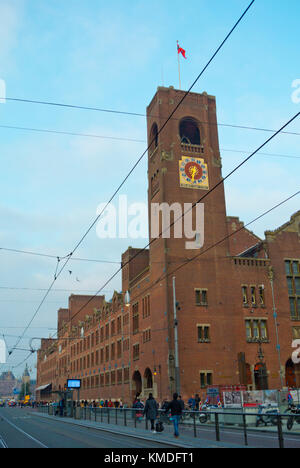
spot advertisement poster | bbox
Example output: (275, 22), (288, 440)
(223, 391), (243, 408)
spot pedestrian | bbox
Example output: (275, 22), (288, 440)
(178, 395), (185, 411)
(164, 393), (182, 438)
(59, 398), (65, 417)
(144, 393), (158, 433)
(195, 394), (201, 411)
(188, 396), (195, 410)
(132, 398), (144, 422)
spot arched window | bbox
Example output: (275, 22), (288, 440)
(144, 368), (153, 389)
(180, 117), (201, 145)
(149, 123), (158, 152)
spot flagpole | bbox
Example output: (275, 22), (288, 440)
(177, 41), (181, 90)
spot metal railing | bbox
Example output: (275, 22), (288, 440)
(36, 405), (300, 448)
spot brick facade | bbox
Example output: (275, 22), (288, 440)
(36, 87), (300, 404)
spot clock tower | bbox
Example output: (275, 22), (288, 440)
(146, 86), (232, 397)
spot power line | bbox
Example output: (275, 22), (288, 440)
(0, 247), (121, 264)
(220, 148), (300, 160)
(0, 124), (145, 143)
(5, 0), (256, 363)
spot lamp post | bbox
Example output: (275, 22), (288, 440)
(173, 277), (180, 395)
(268, 266), (284, 389)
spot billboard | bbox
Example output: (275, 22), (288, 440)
(67, 379), (81, 389)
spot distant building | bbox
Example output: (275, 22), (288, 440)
(36, 87), (300, 404)
(0, 371), (19, 399)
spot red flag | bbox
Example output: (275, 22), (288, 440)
(177, 41), (187, 59)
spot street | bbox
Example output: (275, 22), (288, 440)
(0, 407), (175, 449)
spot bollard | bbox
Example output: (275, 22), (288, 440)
(124, 409), (127, 427)
(242, 414), (248, 446)
(193, 412), (197, 438)
(108, 408), (110, 424)
(277, 415), (284, 449)
(115, 409), (118, 425)
(215, 413), (220, 442)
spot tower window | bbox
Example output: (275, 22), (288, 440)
(149, 123), (158, 153)
(180, 117), (201, 145)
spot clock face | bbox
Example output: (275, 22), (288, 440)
(179, 157), (209, 190)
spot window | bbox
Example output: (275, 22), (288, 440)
(111, 342), (115, 361)
(117, 340), (122, 359)
(250, 287), (257, 306)
(259, 286), (265, 307)
(150, 123), (158, 153)
(197, 325), (210, 343)
(117, 369), (123, 385)
(105, 345), (109, 362)
(142, 295), (151, 319)
(293, 327), (300, 339)
(133, 303), (139, 334)
(195, 289), (208, 306)
(105, 323), (110, 340)
(200, 371), (213, 388)
(286, 259), (300, 320)
(245, 319), (269, 342)
(111, 320), (115, 336)
(143, 329), (151, 343)
(117, 316), (122, 334)
(180, 117), (201, 145)
(133, 344), (140, 361)
(242, 286), (248, 305)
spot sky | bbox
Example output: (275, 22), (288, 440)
(0, 0), (299, 377)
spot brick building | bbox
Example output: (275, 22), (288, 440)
(36, 87), (300, 404)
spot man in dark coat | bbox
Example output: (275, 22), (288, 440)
(165, 393), (182, 438)
(144, 393), (158, 432)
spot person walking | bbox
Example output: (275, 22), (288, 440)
(195, 394), (201, 411)
(164, 393), (182, 438)
(144, 394), (158, 433)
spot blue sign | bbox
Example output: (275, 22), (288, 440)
(13, 388), (20, 395)
(67, 379), (81, 389)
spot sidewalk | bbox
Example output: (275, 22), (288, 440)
(31, 411), (247, 448)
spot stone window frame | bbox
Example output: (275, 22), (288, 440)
(197, 324), (211, 343)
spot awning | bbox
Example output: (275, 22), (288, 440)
(35, 384), (51, 392)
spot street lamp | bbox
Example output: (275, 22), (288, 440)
(268, 266), (284, 389)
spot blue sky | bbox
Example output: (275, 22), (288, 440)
(0, 0), (299, 376)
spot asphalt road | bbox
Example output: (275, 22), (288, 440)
(0, 407), (174, 448)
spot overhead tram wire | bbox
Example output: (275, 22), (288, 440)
(20, 188), (300, 368)
(6, 0), (256, 360)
